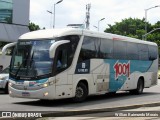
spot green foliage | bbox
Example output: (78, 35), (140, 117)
(105, 18), (152, 39)
(28, 22), (40, 31)
(104, 18), (160, 57)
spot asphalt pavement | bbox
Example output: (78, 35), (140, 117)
(36, 105), (160, 120)
(0, 80), (160, 120)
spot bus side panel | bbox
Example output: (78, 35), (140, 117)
(90, 59), (110, 93)
(73, 59), (156, 95)
(104, 59), (131, 92)
(73, 59), (109, 96)
(121, 60), (156, 90)
(147, 58), (158, 86)
(104, 59), (153, 92)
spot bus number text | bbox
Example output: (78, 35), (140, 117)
(114, 61), (130, 80)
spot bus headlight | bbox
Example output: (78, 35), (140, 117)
(43, 81), (54, 88)
(43, 83), (48, 87)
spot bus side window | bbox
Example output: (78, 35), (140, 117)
(54, 44), (70, 75)
(56, 49), (68, 69)
(148, 45), (158, 60)
(126, 42), (139, 60)
(138, 44), (149, 61)
(100, 38), (113, 59)
(113, 40), (127, 59)
(78, 36), (100, 62)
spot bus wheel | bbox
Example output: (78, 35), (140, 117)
(4, 82), (9, 94)
(73, 82), (88, 102)
(130, 78), (144, 95)
(107, 92), (116, 96)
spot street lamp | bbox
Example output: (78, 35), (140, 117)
(98, 18), (105, 31)
(47, 10), (53, 14)
(53, 0), (63, 28)
(47, 10), (53, 28)
(144, 5), (160, 40)
(142, 28), (160, 40)
(93, 25), (98, 30)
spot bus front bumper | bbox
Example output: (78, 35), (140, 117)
(9, 85), (56, 100)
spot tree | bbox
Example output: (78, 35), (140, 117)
(28, 22), (40, 31)
(104, 18), (152, 39)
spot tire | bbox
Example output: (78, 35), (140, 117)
(73, 82), (88, 102)
(4, 82), (9, 94)
(130, 78), (144, 95)
(107, 92), (116, 96)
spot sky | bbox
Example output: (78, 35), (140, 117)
(30, 0), (160, 32)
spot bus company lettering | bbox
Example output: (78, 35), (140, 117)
(114, 61), (130, 80)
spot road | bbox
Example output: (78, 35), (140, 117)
(0, 81), (160, 113)
(41, 107), (160, 120)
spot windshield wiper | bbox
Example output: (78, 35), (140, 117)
(30, 59), (38, 78)
(15, 63), (23, 78)
(14, 57), (28, 78)
(27, 50), (38, 78)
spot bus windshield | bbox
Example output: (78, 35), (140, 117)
(10, 39), (55, 80)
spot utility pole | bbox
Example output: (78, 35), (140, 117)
(86, 4), (91, 30)
(53, 0), (63, 28)
(98, 18), (105, 31)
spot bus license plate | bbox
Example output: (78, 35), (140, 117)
(22, 92), (30, 97)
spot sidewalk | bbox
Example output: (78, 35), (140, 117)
(37, 105), (160, 120)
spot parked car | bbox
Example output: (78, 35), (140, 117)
(0, 67), (9, 94)
(158, 70), (160, 79)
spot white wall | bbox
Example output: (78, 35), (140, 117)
(12, 0), (30, 26)
(0, 56), (11, 70)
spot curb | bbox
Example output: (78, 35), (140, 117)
(1, 102), (160, 119)
(42, 102), (160, 117)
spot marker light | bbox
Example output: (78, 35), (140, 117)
(9, 82), (12, 86)
(9, 91), (12, 94)
(43, 83), (48, 87)
(44, 92), (49, 96)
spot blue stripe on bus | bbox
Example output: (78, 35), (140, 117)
(104, 59), (152, 92)
(9, 78), (48, 84)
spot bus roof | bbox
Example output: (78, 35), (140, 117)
(19, 28), (157, 46)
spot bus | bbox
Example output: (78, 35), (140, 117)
(8, 28), (158, 102)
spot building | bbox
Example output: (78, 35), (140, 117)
(0, 0), (30, 71)
(0, 0), (12, 23)
(0, 0), (30, 43)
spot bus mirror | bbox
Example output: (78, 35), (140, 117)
(49, 40), (70, 58)
(2, 42), (17, 56)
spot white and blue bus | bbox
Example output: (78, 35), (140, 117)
(8, 28), (158, 102)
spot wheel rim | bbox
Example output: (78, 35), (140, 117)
(76, 87), (84, 98)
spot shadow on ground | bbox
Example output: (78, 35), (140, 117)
(13, 91), (160, 107)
